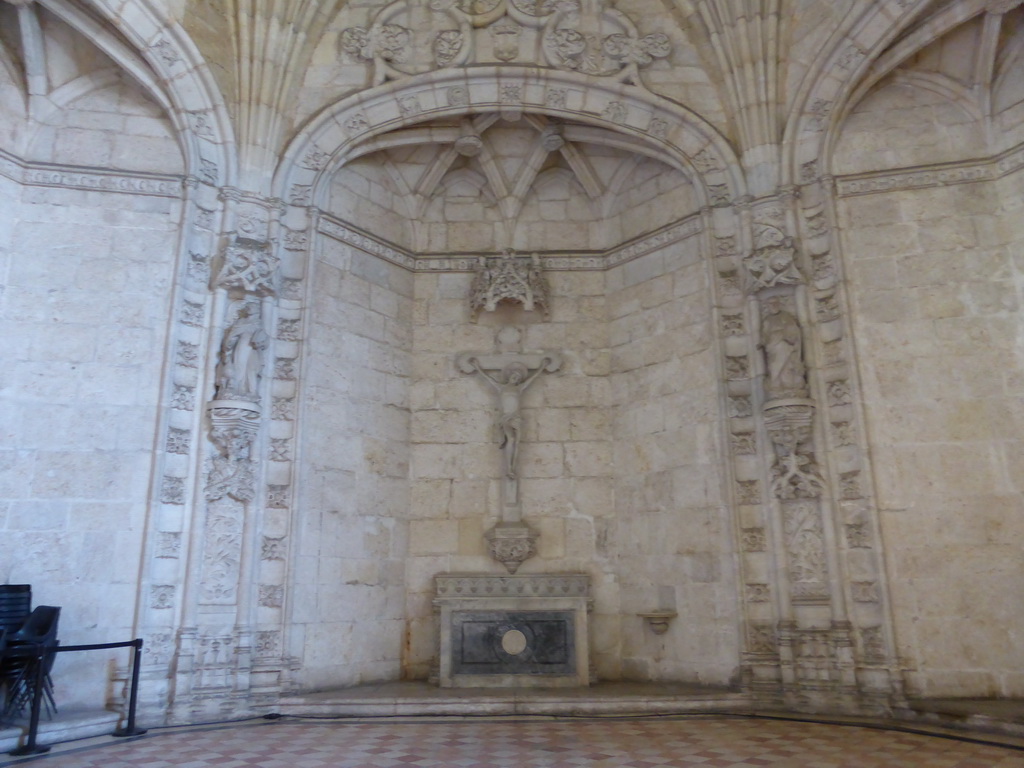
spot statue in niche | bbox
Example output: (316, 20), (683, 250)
(467, 358), (550, 479)
(215, 300), (269, 402)
(760, 296), (807, 400)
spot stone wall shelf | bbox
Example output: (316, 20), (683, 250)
(638, 611), (677, 635)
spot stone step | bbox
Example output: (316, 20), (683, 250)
(277, 681), (752, 718)
(0, 708), (121, 754)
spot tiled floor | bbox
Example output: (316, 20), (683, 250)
(6, 716), (1023, 768)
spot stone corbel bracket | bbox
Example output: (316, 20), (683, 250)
(638, 611), (677, 635)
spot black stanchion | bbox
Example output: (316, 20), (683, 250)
(9, 649), (51, 756)
(6, 638), (147, 756)
(113, 638), (147, 738)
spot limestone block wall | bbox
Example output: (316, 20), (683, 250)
(0, 184), (183, 707)
(833, 81), (986, 174)
(606, 235), (739, 684)
(292, 234), (414, 688)
(836, 172), (1024, 697)
(25, 74), (183, 174)
(328, 162), (416, 251)
(0, 60), (184, 707)
(404, 269), (613, 679)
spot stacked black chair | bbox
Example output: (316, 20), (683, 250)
(1, 605), (60, 720)
(0, 585), (31, 636)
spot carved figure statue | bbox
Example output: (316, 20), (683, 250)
(215, 301), (269, 402)
(760, 296), (806, 399)
(469, 358), (549, 479)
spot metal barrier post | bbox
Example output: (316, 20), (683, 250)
(9, 648), (51, 756)
(113, 638), (147, 737)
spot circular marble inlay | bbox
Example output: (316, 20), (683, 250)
(500, 628), (528, 655)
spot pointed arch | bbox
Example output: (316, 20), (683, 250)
(47, 0), (236, 186)
(782, 0), (993, 182)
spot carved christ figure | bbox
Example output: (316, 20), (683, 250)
(760, 296), (807, 399)
(469, 358), (549, 479)
(215, 301), (269, 402)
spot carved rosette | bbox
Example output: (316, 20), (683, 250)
(340, 0), (670, 88)
(470, 250), (549, 318)
(485, 521), (538, 573)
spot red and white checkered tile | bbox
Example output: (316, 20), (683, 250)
(18, 717), (1023, 767)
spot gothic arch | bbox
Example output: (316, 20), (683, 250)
(58, 0), (237, 185)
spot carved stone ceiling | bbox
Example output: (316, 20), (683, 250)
(329, 112), (695, 253)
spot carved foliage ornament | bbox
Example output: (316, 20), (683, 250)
(744, 224), (803, 291)
(340, 0), (670, 86)
(485, 522), (538, 573)
(216, 237), (279, 296)
(770, 451), (826, 500)
(470, 250), (549, 318)
(205, 412), (258, 503)
(543, 28), (669, 77)
(783, 501), (829, 599)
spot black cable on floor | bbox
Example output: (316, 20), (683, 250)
(265, 709), (1024, 752)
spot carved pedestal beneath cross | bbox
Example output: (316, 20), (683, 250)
(434, 573), (592, 688)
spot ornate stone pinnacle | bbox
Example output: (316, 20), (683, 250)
(469, 249), (549, 319)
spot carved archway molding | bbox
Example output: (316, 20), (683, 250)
(273, 67), (745, 209)
(762, 0), (971, 712)
(60, 0), (237, 185)
(33, 0), (263, 723)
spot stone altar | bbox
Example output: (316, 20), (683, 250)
(434, 573), (592, 688)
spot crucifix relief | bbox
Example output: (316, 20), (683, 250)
(456, 344), (562, 572)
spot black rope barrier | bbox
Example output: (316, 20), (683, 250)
(7, 637), (146, 756)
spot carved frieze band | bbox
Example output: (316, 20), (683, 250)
(435, 573), (590, 598)
(318, 213), (702, 272)
(836, 140), (1024, 197)
(0, 148), (182, 198)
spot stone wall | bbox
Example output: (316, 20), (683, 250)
(836, 171), (1024, 697)
(404, 269), (614, 679)
(292, 232), (414, 688)
(0, 58), (184, 708)
(607, 236), (739, 684)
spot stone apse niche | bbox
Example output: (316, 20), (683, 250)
(0, 0), (190, 713)
(828, 3), (1024, 699)
(285, 74), (745, 690)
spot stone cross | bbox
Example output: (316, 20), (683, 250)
(456, 349), (561, 573)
